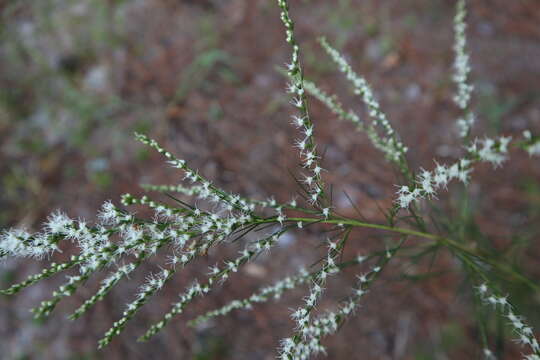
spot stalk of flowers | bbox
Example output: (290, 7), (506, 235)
(458, 251), (539, 358)
(476, 283), (540, 359)
(122, 193), (266, 254)
(452, 0), (473, 113)
(141, 183), (258, 211)
(32, 265), (102, 319)
(0, 255), (82, 295)
(122, 195), (250, 259)
(100, 187), (286, 346)
(98, 265), (177, 348)
(1, 232), (116, 297)
(97, 211), (248, 347)
(0, 227), (59, 260)
(96, 242), (207, 345)
(96, 189), (298, 346)
(137, 228), (289, 342)
(318, 37), (408, 166)
(189, 268), (310, 328)
(69, 263), (137, 320)
(460, 261), (497, 359)
(474, 297), (495, 358)
(276, 0), (327, 207)
(285, 67), (400, 172)
(278, 230), (350, 359)
(140, 183), (320, 216)
(456, 112), (475, 139)
(0, 207), (117, 261)
(188, 249), (388, 328)
(122, 192), (195, 218)
(69, 231), (172, 320)
(304, 79), (405, 172)
(29, 197), (208, 319)
(1, 203), (131, 296)
(399, 22), (539, 212)
(396, 135), (513, 209)
(31, 218), (173, 319)
(303, 80), (362, 129)
(135, 133), (259, 215)
(452, 0), (475, 140)
(279, 244), (400, 359)
(121, 193), (208, 232)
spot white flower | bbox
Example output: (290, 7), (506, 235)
(418, 169), (435, 196)
(46, 211), (73, 234)
(476, 137), (510, 167)
(396, 186), (420, 208)
(98, 201), (118, 224)
(303, 175), (314, 186)
(322, 208), (330, 218)
(291, 115), (305, 128)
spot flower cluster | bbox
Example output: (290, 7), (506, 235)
(396, 135), (512, 208)
(98, 267), (175, 348)
(457, 112), (475, 139)
(1, 0), (538, 358)
(96, 183), (293, 347)
(135, 133), (258, 216)
(277, 0), (326, 206)
(71, 263), (137, 320)
(141, 183), (300, 212)
(0, 212), (70, 259)
(279, 248), (397, 359)
(477, 283), (540, 359)
(452, 0), (474, 111)
(32, 204), (159, 319)
(303, 80), (362, 129)
(283, 239), (342, 341)
(189, 267), (310, 327)
(1, 131), (295, 347)
(319, 37), (408, 163)
(137, 229), (287, 342)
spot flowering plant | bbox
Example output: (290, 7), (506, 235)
(2, 1), (539, 358)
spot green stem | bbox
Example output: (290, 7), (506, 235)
(253, 216), (539, 292)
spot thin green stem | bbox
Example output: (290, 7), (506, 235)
(252, 216), (539, 292)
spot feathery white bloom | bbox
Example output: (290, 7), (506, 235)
(418, 169), (435, 196)
(476, 136), (511, 167)
(0, 229), (57, 258)
(46, 211), (73, 234)
(396, 186), (421, 209)
(98, 201), (119, 224)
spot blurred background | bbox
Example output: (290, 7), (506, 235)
(1, 0), (540, 359)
